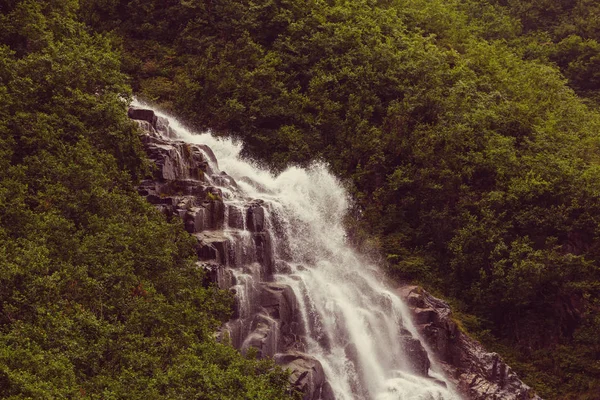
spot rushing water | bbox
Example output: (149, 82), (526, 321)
(133, 100), (460, 400)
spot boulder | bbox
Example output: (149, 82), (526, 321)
(133, 119), (156, 137)
(275, 352), (328, 400)
(398, 285), (543, 400)
(128, 107), (157, 127)
(319, 381), (335, 400)
(197, 144), (218, 169)
(275, 260), (293, 274)
(201, 197), (225, 230)
(241, 314), (280, 358)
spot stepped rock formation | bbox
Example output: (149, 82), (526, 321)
(129, 106), (541, 400)
(398, 286), (542, 400)
(132, 107), (335, 399)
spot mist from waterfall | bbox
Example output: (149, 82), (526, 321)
(133, 100), (460, 400)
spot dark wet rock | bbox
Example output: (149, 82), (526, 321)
(221, 171), (238, 186)
(135, 119), (210, 188)
(176, 197), (194, 210)
(342, 343), (370, 398)
(398, 285), (543, 400)
(319, 381), (335, 400)
(185, 207), (210, 233)
(155, 116), (177, 138)
(196, 242), (218, 261)
(222, 319), (244, 348)
(128, 107), (157, 127)
(260, 283), (299, 339)
(253, 232), (274, 279)
(247, 203), (265, 232)
(225, 232), (256, 268)
(206, 186), (223, 198)
(139, 180), (213, 227)
(344, 342), (359, 368)
(198, 261), (234, 289)
(241, 314), (280, 358)
(194, 232), (229, 264)
(197, 143), (218, 168)
(227, 204), (245, 229)
(401, 335), (431, 376)
(133, 119), (156, 137)
(198, 191), (225, 230)
(143, 141), (209, 182)
(412, 307), (438, 325)
(209, 200), (225, 229)
(275, 352), (327, 400)
(156, 180), (206, 197)
(136, 122), (214, 183)
(144, 193), (173, 206)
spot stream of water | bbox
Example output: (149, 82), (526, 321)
(133, 100), (460, 400)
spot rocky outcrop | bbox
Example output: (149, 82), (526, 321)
(398, 285), (543, 400)
(400, 332), (431, 377)
(128, 107), (158, 127)
(275, 352), (335, 400)
(131, 107), (538, 400)
(130, 108), (329, 400)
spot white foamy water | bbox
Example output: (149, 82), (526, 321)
(133, 100), (461, 400)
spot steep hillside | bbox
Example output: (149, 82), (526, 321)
(79, 0), (600, 397)
(2, 0), (600, 398)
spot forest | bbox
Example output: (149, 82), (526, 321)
(2, 0), (600, 398)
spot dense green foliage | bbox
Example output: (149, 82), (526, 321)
(4, 0), (600, 398)
(0, 1), (292, 398)
(76, 0), (600, 398)
(491, 0), (600, 103)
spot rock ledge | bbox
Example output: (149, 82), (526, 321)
(398, 285), (542, 400)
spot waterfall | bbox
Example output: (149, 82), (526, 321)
(132, 100), (461, 400)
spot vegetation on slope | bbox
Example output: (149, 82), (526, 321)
(0, 1), (292, 398)
(77, 0), (600, 398)
(3, 0), (600, 398)
(491, 0), (600, 104)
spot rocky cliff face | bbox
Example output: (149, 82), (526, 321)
(130, 107), (541, 400)
(398, 285), (542, 400)
(130, 108), (332, 400)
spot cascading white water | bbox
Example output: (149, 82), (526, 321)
(133, 100), (461, 400)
